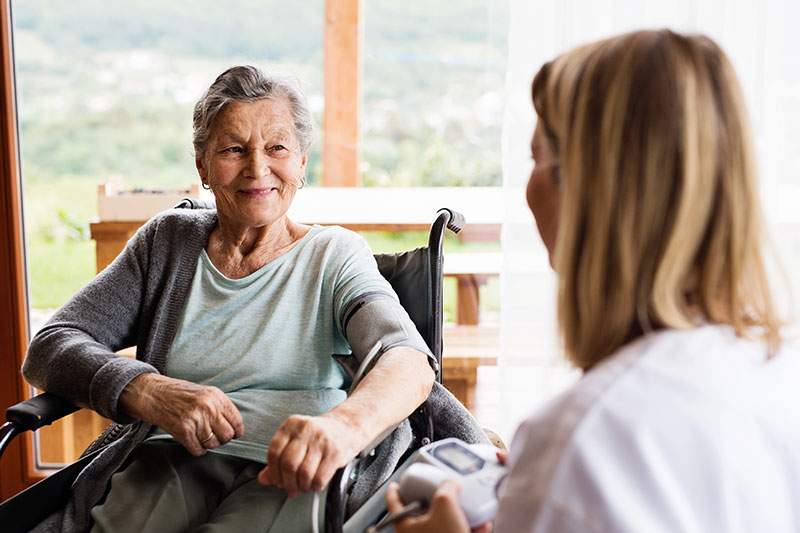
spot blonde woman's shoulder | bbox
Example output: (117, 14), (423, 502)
(497, 325), (800, 533)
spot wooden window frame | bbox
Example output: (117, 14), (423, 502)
(0, 0), (361, 500)
(0, 0), (46, 500)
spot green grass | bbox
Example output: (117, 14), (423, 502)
(23, 178), (98, 309)
(26, 239), (95, 308)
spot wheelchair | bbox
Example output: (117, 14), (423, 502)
(0, 205), (488, 532)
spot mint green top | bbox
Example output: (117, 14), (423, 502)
(147, 225), (396, 464)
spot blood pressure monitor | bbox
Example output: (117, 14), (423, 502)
(346, 438), (506, 533)
(428, 439), (487, 473)
(397, 438), (506, 528)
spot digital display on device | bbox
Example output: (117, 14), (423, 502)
(432, 442), (485, 474)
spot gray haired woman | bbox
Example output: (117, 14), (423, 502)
(23, 65), (437, 532)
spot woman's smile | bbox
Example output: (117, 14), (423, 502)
(237, 186), (279, 198)
(196, 98), (308, 229)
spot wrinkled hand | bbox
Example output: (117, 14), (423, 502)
(385, 479), (493, 533)
(257, 413), (366, 497)
(120, 373), (244, 456)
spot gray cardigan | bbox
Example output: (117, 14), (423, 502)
(23, 209), (488, 532)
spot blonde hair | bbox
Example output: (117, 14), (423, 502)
(532, 29), (780, 369)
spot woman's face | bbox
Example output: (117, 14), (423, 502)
(196, 98), (307, 229)
(527, 121), (560, 267)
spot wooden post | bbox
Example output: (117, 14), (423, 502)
(323, 0), (361, 186)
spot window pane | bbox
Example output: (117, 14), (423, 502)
(362, 1), (508, 187)
(13, 0), (324, 467)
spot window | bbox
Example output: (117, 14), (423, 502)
(2, 0), (510, 496)
(362, 1), (508, 187)
(13, 0), (325, 468)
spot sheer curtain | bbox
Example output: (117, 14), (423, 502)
(495, 0), (799, 441)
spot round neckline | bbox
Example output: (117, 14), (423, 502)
(201, 224), (323, 285)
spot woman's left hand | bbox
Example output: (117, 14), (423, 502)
(257, 412), (365, 497)
(385, 480), (491, 533)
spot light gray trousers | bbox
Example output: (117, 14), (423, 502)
(89, 440), (317, 532)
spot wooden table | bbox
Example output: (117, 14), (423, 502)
(93, 186), (503, 323)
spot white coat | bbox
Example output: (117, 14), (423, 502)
(495, 325), (800, 533)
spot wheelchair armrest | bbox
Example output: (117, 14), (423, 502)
(6, 392), (79, 432)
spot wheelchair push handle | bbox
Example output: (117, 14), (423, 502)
(437, 208), (465, 234)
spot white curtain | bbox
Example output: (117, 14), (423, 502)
(495, 0), (799, 442)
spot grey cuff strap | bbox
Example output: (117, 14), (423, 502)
(342, 293), (437, 458)
(343, 293), (437, 374)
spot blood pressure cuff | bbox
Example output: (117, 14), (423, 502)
(338, 291), (438, 384)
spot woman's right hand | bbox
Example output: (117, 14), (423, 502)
(119, 373), (244, 456)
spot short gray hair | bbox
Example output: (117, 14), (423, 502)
(192, 65), (314, 155)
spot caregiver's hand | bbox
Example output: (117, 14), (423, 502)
(382, 449), (508, 533)
(258, 412), (366, 497)
(385, 479), (493, 533)
(120, 373), (244, 456)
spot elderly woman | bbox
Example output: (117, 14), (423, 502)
(23, 65), (437, 532)
(388, 30), (800, 532)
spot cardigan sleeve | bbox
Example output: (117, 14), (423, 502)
(22, 220), (160, 423)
